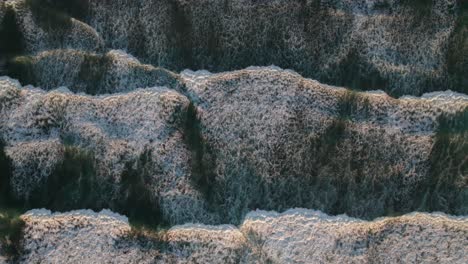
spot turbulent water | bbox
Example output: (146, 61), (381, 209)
(0, 0), (467, 263)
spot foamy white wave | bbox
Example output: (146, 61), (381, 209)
(15, 208), (468, 263)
